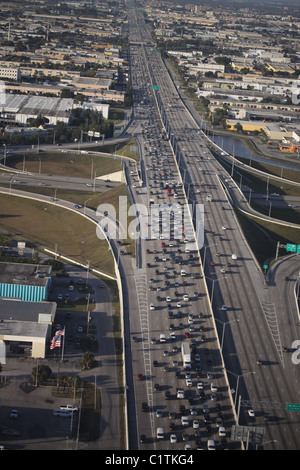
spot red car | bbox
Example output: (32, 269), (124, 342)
(210, 261), (215, 266)
(161, 242), (165, 247)
(138, 374), (144, 380)
(185, 332), (191, 338)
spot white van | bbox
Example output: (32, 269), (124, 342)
(207, 439), (216, 450)
(160, 333), (166, 343)
(53, 409), (72, 417)
(156, 427), (164, 440)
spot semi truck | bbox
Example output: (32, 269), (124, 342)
(181, 341), (191, 369)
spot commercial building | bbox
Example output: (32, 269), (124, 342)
(0, 298), (56, 359)
(0, 262), (52, 302)
(0, 66), (21, 81)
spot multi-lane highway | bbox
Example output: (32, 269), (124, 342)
(124, 1), (300, 451)
(0, 2), (299, 451)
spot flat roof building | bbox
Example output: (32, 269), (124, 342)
(0, 262), (52, 302)
(0, 298), (56, 359)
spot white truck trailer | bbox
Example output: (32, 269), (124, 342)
(181, 341), (191, 369)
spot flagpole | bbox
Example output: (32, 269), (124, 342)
(61, 325), (66, 362)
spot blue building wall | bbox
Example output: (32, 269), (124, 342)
(0, 283), (48, 302)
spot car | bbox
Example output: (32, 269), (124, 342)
(156, 409), (163, 418)
(137, 373), (144, 380)
(248, 409), (255, 417)
(181, 416), (189, 426)
(150, 303), (155, 310)
(163, 350), (169, 356)
(153, 360), (158, 367)
(77, 326), (83, 333)
(211, 394), (217, 401)
(197, 382), (204, 390)
(210, 383), (217, 392)
(183, 294), (189, 301)
(221, 268), (226, 273)
(186, 378), (193, 387)
(154, 383), (160, 391)
(170, 333), (176, 341)
(193, 419), (199, 429)
(170, 434), (177, 443)
(166, 296), (171, 302)
(222, 226), (227, 230)
(57, 294), (63, 300)
(142, 402), (149, 412)
(210, 261), (215, 267)
(10, 409), (18, 419)
(140, 434), (146, 443)
(185, 332), (191, 338)
(256, 358), (263, 365)
(221, 305), (227, 311)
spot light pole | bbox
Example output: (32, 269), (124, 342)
(215, 318), (240, 351)
(205, 275), (227, 305)
(226, 370), (256, 415)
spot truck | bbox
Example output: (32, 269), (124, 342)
(181, 341), (191, 370)
(60, 404), (78, 412)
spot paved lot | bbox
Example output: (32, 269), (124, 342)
(0, 372), (79, 450)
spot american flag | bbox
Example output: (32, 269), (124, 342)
(50, 329), (65, 349)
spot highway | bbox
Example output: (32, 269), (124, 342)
(125, 1), (300, 450)
(0, 2), (299, 451)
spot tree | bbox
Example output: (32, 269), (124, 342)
(31, 364), (52, 385)
(81, 351), (97, 370)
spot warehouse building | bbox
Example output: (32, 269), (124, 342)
(0, 262), (52, 302)
(0, 94), (73, 126)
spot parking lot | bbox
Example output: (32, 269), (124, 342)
(0, 368), (79, 450)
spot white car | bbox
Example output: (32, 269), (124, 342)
(193, 419), (200, 429)
(197, 382), (204, 390)
(221, 305), (227, 311)
(186, 378), (193, 387)
(248, 409), (255, 417)
(183, 294), (189, 301)
(170, 434), (177, 443)
(150, 303), (155, 310)
(166, 296), (171, 302)
(181, 416), (189, 426)
(222, 226), (227, 230)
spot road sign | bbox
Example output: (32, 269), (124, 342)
(287, 403), (300, 412)
(231, 425), (265, 445)
(263, 265), (268, 270)
(298, 245), (300, 254)
(152, 85), (159, 90)
(287, 244), (297, 252)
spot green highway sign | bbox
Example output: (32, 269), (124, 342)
(152, 85), (159, 90)
(287, 244), (297, 252)
(287, 403), (300, 412)
(263, 265), (268, 270)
